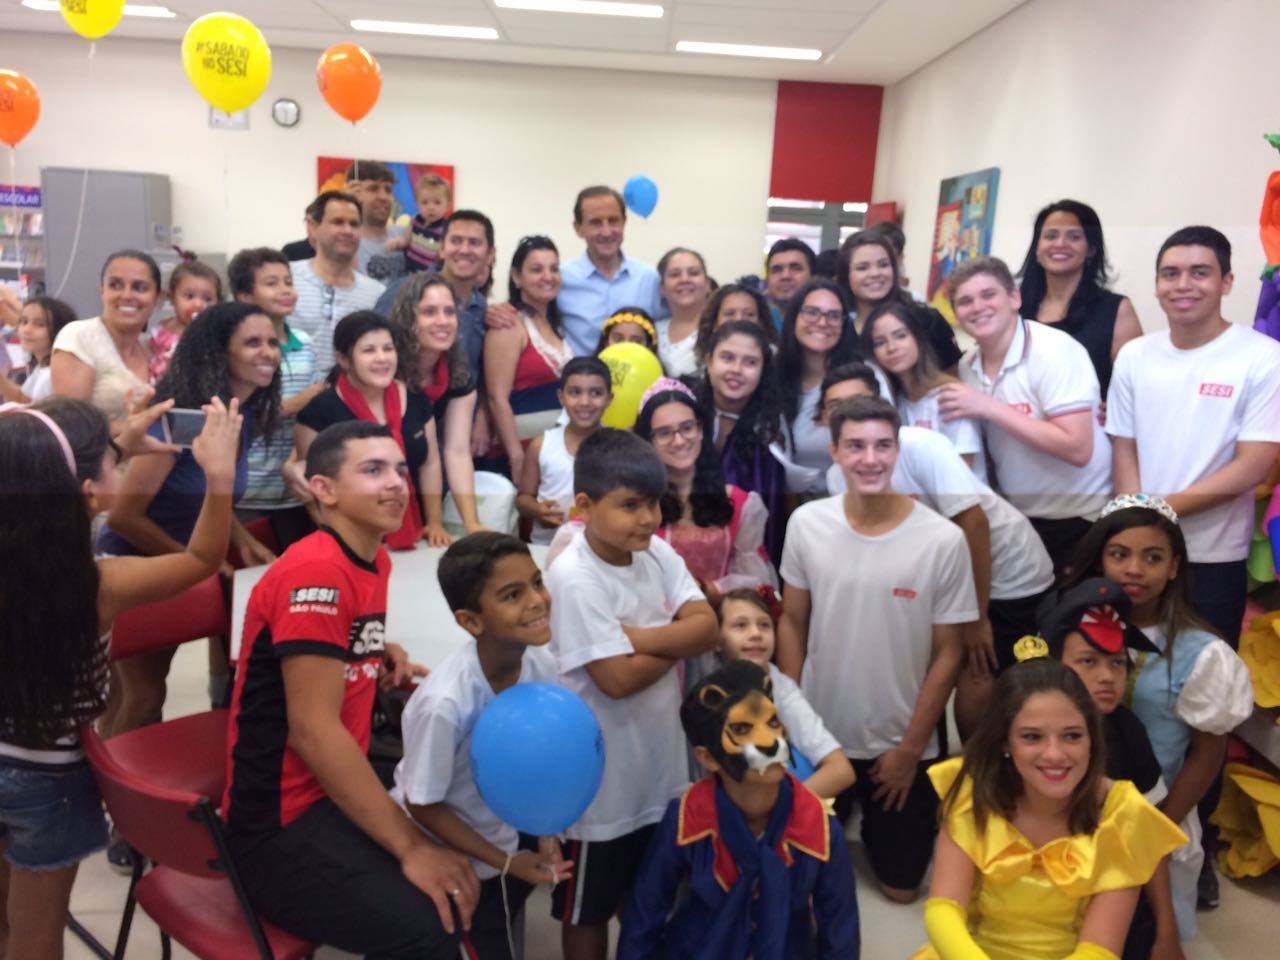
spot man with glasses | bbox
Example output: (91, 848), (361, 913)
(288, 191), (386, 373)
(486, 186), (660, 356)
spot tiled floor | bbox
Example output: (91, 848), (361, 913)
(65, 642), (1280, 959)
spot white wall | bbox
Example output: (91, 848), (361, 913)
(873, 0), (1280, 330)
(3, 33), (775, 287)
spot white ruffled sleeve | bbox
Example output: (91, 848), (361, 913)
(716, 490), (779, 592)
(1175, 639), (1255, 734)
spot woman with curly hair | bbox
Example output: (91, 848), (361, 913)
(387, 273), (484, 534)
(98, 302), (281, 738)
(694, 320), (787, 565)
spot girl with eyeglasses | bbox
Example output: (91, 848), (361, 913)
(632, 379), (777, 606)
(775, 279), (863, 495)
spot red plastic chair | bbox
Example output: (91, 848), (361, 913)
(109, 574), (230, 802)
(83, 724), (315, 960)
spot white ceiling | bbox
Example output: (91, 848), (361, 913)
(4, 0), (1030, 85)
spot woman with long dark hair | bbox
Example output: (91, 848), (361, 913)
(0, 396), (239, 955)
(694, 282), (774, 362)
(1017, 199), (1142, 394)
(838, 230), (961, 371)
(694, 320), (787, 564)
(633, 379), (776, 602)
(483, 235), (573, 482)
(775, 279), (861, 494)
(655, 247), (713, 377)
(915, 658), (1185, 960)
(100, 303), (281, 743)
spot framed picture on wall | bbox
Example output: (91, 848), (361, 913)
(926, 166), (1000, 321)
(316, 157), (456, 229)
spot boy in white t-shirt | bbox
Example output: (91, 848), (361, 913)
(1108, 225), (1280, 645)
(545, 428), (718, 960)
(395, 533), (570, 959)
(935, 256), (1112, 574)
(817, 363), (1055, 738)
(776, 395), (977, 903)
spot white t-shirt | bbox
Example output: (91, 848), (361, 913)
(825, 426), (1054, 600)
(768, 663), (841, 768)
(287, 260), (386, 374)
(391, 643), (559, 879)
(532, 426), (575, 546)
(897, 389), (983, 461)
(780, 497), (978, 758)
(51, 317), (149, 423)
(960, 319), (1112, 520)
(1107, 324), (1280, 563)
(656, 319), (699, 378)
(19, 364), (52, 401)
(547, 532), (704, 841)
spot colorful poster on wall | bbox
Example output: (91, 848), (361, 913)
(316, 157), (455, 229)
(926, 167), (1000, 321)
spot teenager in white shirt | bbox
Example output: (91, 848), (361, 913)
(935, 256), (1111, 574)
(545, 428), (718, 960)
(818, 363), (1055, 739)
(776, 395), (977, 903)
(1108, 225), (1280, 646)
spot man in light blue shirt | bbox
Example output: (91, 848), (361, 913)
(548, 186), (662, 355)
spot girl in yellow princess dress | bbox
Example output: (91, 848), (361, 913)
(914, 657), (1186, 960)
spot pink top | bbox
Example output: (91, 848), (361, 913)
(148, 325), (180, 383)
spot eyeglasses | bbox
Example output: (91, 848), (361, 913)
(798, 305), (846, 327)
(651, 420), (701, 446)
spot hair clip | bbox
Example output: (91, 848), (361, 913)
(755, 583), (784, 623)
(602, 312), (657, 340)
(1100, 493), (1179, 524)
(639, 377), (698, 413)
(1012, 634), (1050, 662)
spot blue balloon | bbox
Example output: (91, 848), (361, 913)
(622, 175), (659, 218)
(789, 747), (815, 782)
(470, 683), (605, 836)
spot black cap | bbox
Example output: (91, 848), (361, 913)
(1036, 578), (1160, 658)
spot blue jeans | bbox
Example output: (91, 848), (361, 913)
(0, 758), (108, 870)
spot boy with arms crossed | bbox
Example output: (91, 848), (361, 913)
(547, 428), (719, 960)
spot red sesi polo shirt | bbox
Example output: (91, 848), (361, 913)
(223, 526), (389, 838)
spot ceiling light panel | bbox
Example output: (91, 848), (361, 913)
(494, 1), (664, 18)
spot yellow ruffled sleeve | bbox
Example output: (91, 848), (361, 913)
(926, 758), (1187, 896)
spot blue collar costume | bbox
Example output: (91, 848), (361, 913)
(618, 773), (860, 959)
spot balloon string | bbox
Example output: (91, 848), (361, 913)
(9, 148), (20, 285)
(51, 42), (96, 299)
(223, 147), (232, 262)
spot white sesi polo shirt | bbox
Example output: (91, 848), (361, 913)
(1107, 323), (1280, 563)
(960, 319), (1111, 520)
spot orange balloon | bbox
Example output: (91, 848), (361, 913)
(317, 43), (381, 123)
(0, 70), (40, 148)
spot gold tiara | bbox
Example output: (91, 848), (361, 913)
(1013, 634), (1050, 662)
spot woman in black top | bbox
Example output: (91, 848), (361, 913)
(1017, 199), (1143, 395)
(296, 311), (451, 549)
(837, 229), (962, 372)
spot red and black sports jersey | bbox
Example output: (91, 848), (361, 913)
(223, 526), (389, 838)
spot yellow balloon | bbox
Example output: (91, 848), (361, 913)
(181, 13), (272, 114)
(599, 343), (664, 429)
(59, 0), (124, 40)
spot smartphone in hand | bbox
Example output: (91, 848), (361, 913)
(162, 408), (208, 449)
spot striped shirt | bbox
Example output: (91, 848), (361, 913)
(240, 326), (322, 510)
(286, 260), (385, 374)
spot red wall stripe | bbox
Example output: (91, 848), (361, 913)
(769, 80), (884, 203)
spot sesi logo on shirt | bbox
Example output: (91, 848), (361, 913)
(1198, 383), (1235, 398)
(348, 615), (386, 657)
(892, 587), (918, 600)
(1008, 402), (1033, 416)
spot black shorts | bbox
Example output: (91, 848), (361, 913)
(989, 588), (1053, 672)
(551, 824), (657, 927)
(1028, 515), (1093, 578)
(834, 758), (939, 891)
(462, 871), (535, 960)
(229, 799), (459, 960)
